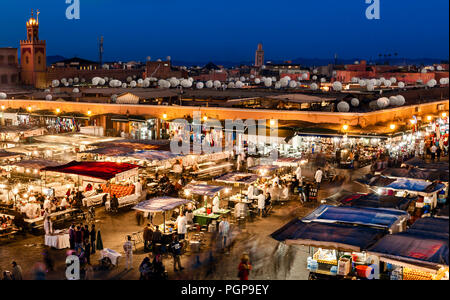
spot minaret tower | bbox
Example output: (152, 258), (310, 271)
(20, 9), (47, 88)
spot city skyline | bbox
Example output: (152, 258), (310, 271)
(0, 0), (448, 63)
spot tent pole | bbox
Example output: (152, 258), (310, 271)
(163, 211), (166, 233)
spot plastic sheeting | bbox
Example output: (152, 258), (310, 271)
(132, 196), (190, 212)
(368, 217), (449, 266)
(183, 184), (225, 197)
(381, 168), (448, 182)
(271, 219), (386, 252)
(302, 205), (408, 229)
(215, 172), (259, 185)
(339, 193), (415, 211)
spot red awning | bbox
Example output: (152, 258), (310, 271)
(42, 161), (139, 181)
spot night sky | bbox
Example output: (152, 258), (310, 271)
(0, 0), (448, 63)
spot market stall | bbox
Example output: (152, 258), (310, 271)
(271, 205), (410, 279)
(133, 196), (191, 235)
(368, 217), (449, 280)
(183, 184), (231, 226)
(42, 161), (142, 209)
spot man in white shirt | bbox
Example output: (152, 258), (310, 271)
(43, 198), (52, 212)
(257, 192), (266, 217)
(212, 195), (220, 213)
(315, 167), (323, 189)
(123, 236), (133, 270)
(295, 165), (302, 182)
(134, 180), (142, 196)
(430, 144), (437, 161)
(247, 185), (256, 200)
(176, 211), (187, 240)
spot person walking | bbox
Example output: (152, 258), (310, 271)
(11, 261), (23, 280)
(218, 217), (230, 251)
(152, 226), (162, 254)
(90, 225), (96, 254)
(430, 144), (437, 162)
(123, 235), (133, 270)
(238, 253), (252, 280)
(74, 226), (83, 251)
(68, 224), (75, 250)
(436, 145), (442, 162)
(84, 241), (91, 265)
(170, 235), (184, 272)
(143, 224), (153, 252)
(314, 167), (323, 190)
(257, 192), (265, 218)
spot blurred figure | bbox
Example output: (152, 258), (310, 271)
(238, 253), (252, 280)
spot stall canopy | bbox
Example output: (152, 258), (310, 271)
(385, 178), (445, 194)
(215, 172), (259, 185)
(133, 196), (190, 212)
(14, 159), (64, 170)
(271, 219), (386, 252)
(80, 147), (133, 156)
(184, 184), (225, 197)
(115, 150), (181, 161)
(273, 157), (303, 167)
(403, 157), (449, 172)
(0, 150), (24, 160)
(358, 175), (445, 194)
(302, 205), (408, 230)
(42, 161), (139, 181)
(381, 168), (449, 182)
(248, 165), (280, 172)
(368, 218), (449, 267)
(337, 193), (415, 211)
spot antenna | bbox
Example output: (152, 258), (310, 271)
(99, 36), (104, 66)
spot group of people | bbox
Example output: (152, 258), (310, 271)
(68, 223), (98, 267)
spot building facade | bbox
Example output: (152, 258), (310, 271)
(0, 48), (19, 86)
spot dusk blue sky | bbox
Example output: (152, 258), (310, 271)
(1, 0), (448, 63)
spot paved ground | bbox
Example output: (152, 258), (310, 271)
(0, 165), (371, 280)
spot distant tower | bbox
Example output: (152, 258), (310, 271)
(99, 36), (104, 66)
(255, 43), (264, 67)
(20, 9), (47, 88)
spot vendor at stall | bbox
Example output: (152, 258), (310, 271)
(212, 194), (220, 213)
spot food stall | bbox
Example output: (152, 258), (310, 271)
(271, 205), (410, 279)
(183, 184), (231, 226)
(42, 161), (142, 209)
(132, 196), (191, 237)
(359, 175), (446, 211)
(368, 217), (449, 280)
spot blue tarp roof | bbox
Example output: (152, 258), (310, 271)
(302, 205), (408, 229)
(271, 219), (387, 251)
(368, 232), (449, 266)
(386, 178), (445, 193)
(368, 217), (450, 266)
(133, 197), (190, 212)
(410, 217), (449, 235)
(339, 193), (415, 211)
